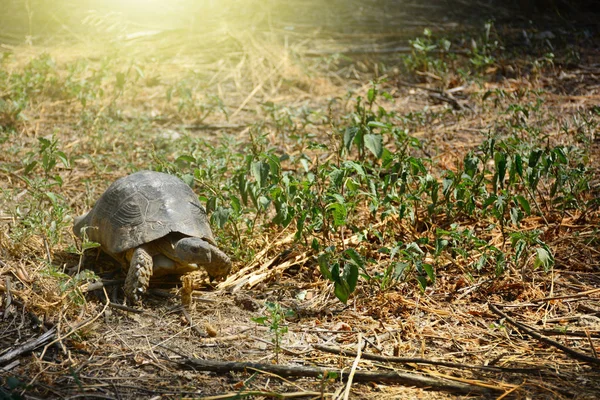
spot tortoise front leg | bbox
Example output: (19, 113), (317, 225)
(124, 246), (153, 305)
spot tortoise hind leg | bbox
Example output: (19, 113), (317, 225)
(124, 246), (153, 305)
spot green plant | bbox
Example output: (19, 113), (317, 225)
(469, 21), (500, 71)
(403, 28), (452, 78)
(1, 376), (26, 400)
(4, 133), (73, 247)
(251, 302), (294, 363)
(166, 79), (227, 122)
(317, 247), (360, 303)
(23, 133), (71, 182)
(510, 230), (554, 272)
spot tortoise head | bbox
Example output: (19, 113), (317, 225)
(171, 237), (232, 279)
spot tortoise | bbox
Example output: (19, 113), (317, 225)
(73, 170), (231, 304)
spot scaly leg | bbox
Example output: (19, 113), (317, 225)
(124, 246), (153, 305)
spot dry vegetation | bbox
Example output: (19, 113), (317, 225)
(1, 1), (600, 399)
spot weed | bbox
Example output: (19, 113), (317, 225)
(251, 302), (294, 363)
(0, 376), (27, 400)
(468, 21), (500, 71)
(403, 28), (452, 79)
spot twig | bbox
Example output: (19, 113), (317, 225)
(181, 306), (206, 337)
(176, 358), (502, 395)
(199, 391), (331, 400)
(341, 333), (362, 400)
(489, 303), (600, 367)
(314, 344), (540, 374)
(107, 302), (143, 314)
(531, 288), (600, 303)
(585, 330), (598, 359)
(537, 328), (600, 339)
(0, 328), (57, 365)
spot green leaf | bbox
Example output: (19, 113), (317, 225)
(251, 316), (268, 325)
(534, 247), (554, 271)
(251, 161), (270, 187)
(300, 158), (310, 172)
(344, 126), (359, 151)
(331, 263), (341, 281)
(38, 137), (52, 151)
(529, 149), (542, 168)
(56, 151), (70, 168)
(514, 195), (530, 214)
(367, 121), (388, 130)
(230, 196), (241, 213)
(180, 173), (194, 187)
(367, 87), (376, 103)
(393, 262), (409, 280)
(211, 206), (231, 228)
(176, 154), (195, 164)
(514, 153), (523, 177)
(265, 153), (281, 177)
(343, 161), (366, 177)
(334, 280), (351, 304)
(82, 241), (101, 250)
(318, 253), (333, 280)
(364, 134), (383, 158)
(24, 160), (37, 175)
(326, 202), (347, 227)
(422, 263), (435, 284)
(514, 239), (526, 264)
(329, 168), (344, 189)
(416, 275), (428, 291)
(258, 195), (270, 210)
(345, 263), (359, 292)
(344, 248), (364, 268)
(509, 207), (520, 225)
(494, 151), (507, 190)
(45, 191), (58, 204)
(463, 153), (479, 178)
(134, 65), (145, 78)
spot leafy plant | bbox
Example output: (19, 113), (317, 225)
(317, 248), (360, 303)
(251, 302), (294, 363)
(403, 28), (452, 78)
(1, 376), (26, 400)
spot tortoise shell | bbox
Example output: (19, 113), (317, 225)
(74, 171), (215, 258)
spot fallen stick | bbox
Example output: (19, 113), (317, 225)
(177, 358), (502, 395)
(531, 288), (600, 303)
(489, 303), (600, 367)
(314, 344), (540, 374)
(199, 390), (332, 400)
(340, 333), (362, 400)
(0, 328), (56, 365)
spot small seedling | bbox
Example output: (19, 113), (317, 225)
(251, 301), (294, 363)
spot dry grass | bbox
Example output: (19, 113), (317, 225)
(1, 1), (600, 399)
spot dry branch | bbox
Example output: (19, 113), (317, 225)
(0, 328), (56, 365)
(489, 303), (600, 367)
(176, 357), (503, 395)
(199, 391), (332, 399)
(531, 288), (600, 303)
(314, 344), (541, 374)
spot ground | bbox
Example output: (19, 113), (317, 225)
(1, 1), (599, 399)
